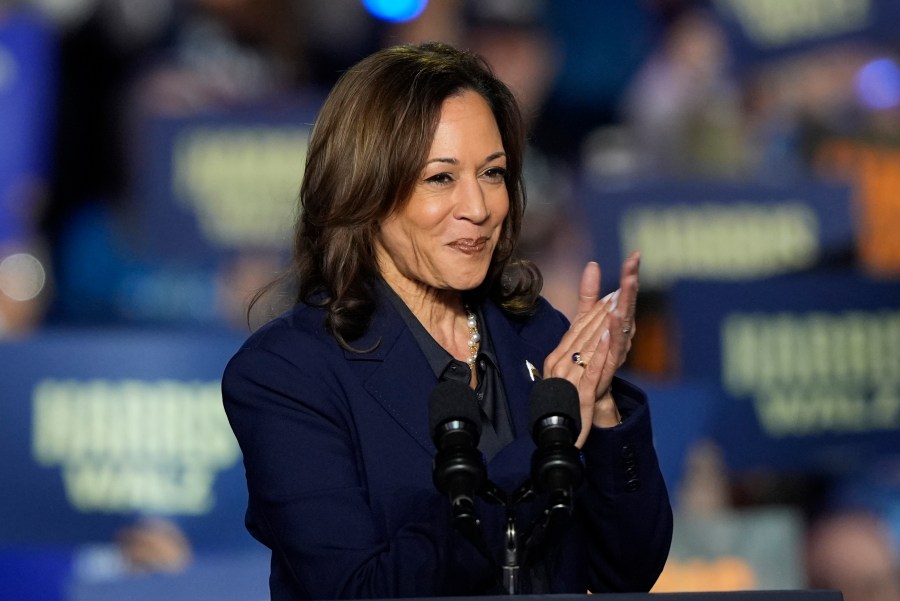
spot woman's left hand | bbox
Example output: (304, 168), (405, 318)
(543, 252), (640, 448)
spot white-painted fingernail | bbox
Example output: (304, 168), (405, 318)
(601, 329), (610, 342)
(610, 289), (620, 311)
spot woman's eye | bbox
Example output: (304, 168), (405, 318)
(425, 173), (453, 185)
(483, 166), (507, 181)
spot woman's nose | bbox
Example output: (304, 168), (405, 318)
(454, 176), (489, 223)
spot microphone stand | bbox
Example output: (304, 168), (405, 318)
(502, 513), (519, 594)
(449, 481), (507, 592)
(501, 480), (576, 595)
(519, 487), (575, 572)
(445, 476), (578, 595)
(499, 480), (534, 594)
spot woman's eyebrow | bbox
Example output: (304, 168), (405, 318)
(425, 151), (506, 166)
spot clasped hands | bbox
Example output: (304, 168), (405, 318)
(543, 251), (640, 448)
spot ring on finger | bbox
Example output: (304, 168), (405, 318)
(572, 352), (586, 367)
(622, 325), (632, 335)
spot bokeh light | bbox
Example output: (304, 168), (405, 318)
(855, 57), (900, 110)
(362, 0), (428, 23)
(0, 253), (46, 302)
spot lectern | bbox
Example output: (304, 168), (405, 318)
(591, 592), (841, 601)
(395, 592), (842, 601)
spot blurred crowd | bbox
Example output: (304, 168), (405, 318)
(2, 0), (899, 598)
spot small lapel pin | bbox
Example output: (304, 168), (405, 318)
(525, 360), (542, 381)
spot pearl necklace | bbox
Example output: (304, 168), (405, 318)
(465, 306), (481, 367)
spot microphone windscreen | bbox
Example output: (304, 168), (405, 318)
(428, 379), (482, 436)
(529, 377), (581, 433)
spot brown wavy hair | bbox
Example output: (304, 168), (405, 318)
(257, 42), (542, 348)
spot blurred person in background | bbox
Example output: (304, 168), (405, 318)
(39, 0), (321, 329)
(619, 4), (745, 179)
(806, 457), (900, 601)
(743, 43), (883, 182)
(37, 0), (177, 325)
(806, 510), (900, 601)
(128, 0), (309, 116)
(527, 0), (662, 168)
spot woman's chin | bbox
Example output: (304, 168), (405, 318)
(445, 272), (490, 292)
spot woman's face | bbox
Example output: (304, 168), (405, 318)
(375, 89), (509, 299)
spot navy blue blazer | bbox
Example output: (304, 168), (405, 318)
(222, 295), (672, 599)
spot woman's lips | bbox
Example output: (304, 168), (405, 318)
(448, 237), (489, 255)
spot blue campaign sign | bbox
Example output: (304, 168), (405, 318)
(578, 178), (853, 292)
(130, 96), (324, 263)
(0, 328), (254, 549)
(671, 271), (900, 474)
(709, 0), (900, 70)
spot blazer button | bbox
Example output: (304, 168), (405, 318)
(620, 444), (635, 459)
(625, 478), (641, 492)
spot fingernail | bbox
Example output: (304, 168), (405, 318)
(601, 329), (610, 342)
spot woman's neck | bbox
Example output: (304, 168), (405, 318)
(382, 277), (472, 364)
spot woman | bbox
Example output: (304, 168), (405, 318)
(223, 42), (672, 599)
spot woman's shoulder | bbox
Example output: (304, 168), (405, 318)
(221, 303), (353, 415)
(489, 295), (569, 344)
(231, 302), (336, 364)
(499, 295), (569, 328)
(532, 295), (569, 325)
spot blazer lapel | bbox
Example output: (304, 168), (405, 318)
(344, 301), (438, 454)
(481, 302), (548, 439)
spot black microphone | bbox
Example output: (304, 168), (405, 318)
(528, 377), (583, 511)
(429, 380), (486, 521)
(430, 381), (504, 586)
